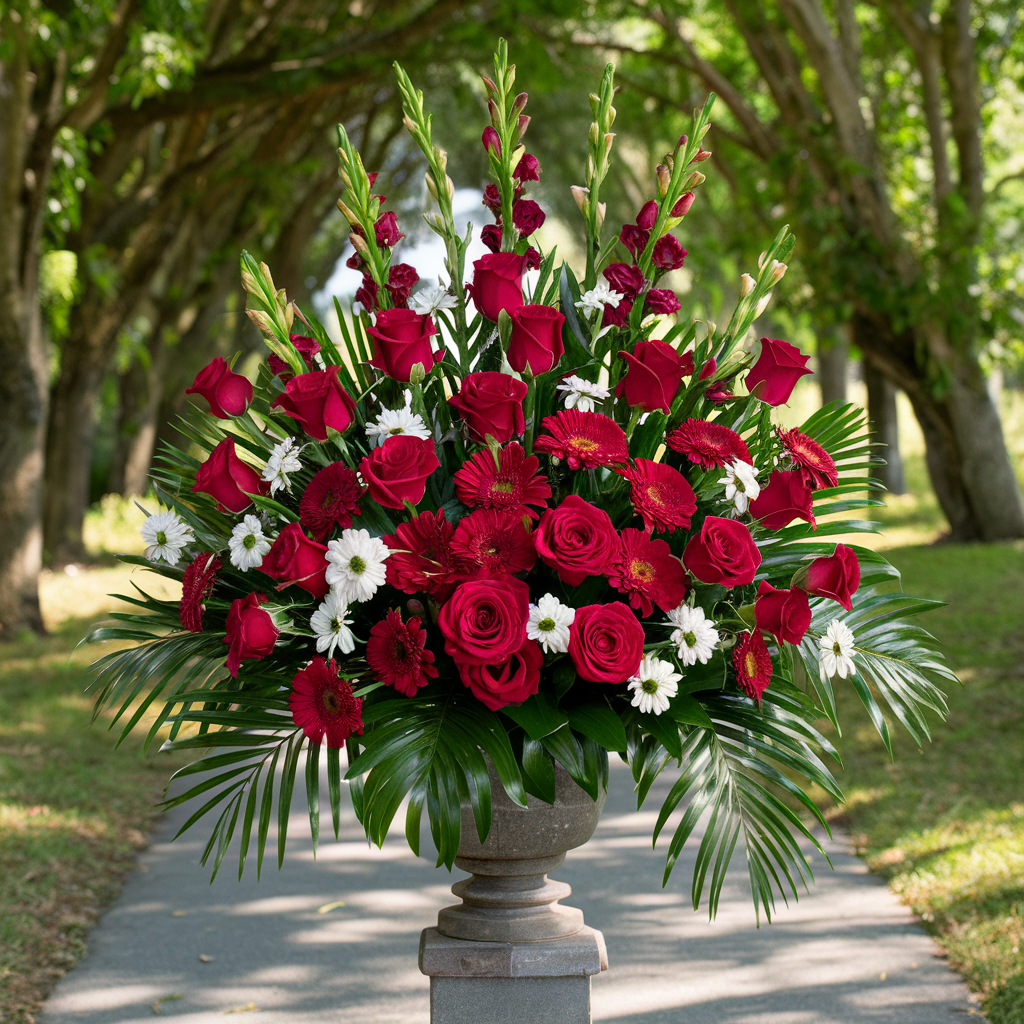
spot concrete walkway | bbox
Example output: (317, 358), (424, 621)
(40, 759), (981, 1023)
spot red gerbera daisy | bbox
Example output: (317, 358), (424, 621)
(605, 528), (689, 617)
(733, 630), (773, 704)
(366, 610), (439, 697)
(534, 410), (630, 470)
(179, 552), (221, 632)
(665, 418), (751, 470)
(289, 657), (363, 748)
(384, 509), (469, 601)
(299, 463), (365, 541)
(453, 442), (551, 519)
(451, 509), (537, 576)
(777, 427), (839, 490)
(621, 458), (697, 533)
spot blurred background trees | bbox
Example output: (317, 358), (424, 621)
(2, 0), (1023, 637)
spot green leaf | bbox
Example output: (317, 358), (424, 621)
(567, 700), (628, 752)
(667, 694), (714, 729)
(502, 692), (570, 740)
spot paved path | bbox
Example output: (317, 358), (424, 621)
(40, 759), (981, 1023)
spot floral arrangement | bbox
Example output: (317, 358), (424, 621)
(89, 44), (954, 919)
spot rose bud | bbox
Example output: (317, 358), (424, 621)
(358, 434), (440, 509)
(683, 516), (761, 588)
(750, 470), (816, 531)
(366, 308), (440, 383)
(482, 126), (501, 156)
(467, 252), (525, 322)
(754, 580), (812, 645)
(186, 357), (253, 418)
(267, 335), (321, 380)
(507, 304), (565, 376)
(449, 371), (528, 444)
(652, 235), (687, 271)
(271, 365), (356, 441)
(512, 198), (546, 236)
(223, 593), (279, 678)
(603, 262), (646, 300)
(260, 521), (330, 599)
(616, 339), (694, 414)
(803, 544), (860, 611)
(513, 153), (541, 181)
(374, 211), (404, 248)
(192, 438), (267, 514)
(745, 337), (813, 406)
(645, 289), (681, 316)
(568, 603), (645, 684)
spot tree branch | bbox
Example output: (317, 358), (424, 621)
(941, 0), (983, 221)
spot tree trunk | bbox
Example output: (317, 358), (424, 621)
(863, 358), (905, 497)
(817, 329), (849, 406)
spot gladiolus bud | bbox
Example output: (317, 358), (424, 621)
(482, 126), (501, 156)
(336, 199), (359, 225)
(769, 260), (788, 284)
(607, 104), (616, 125)
(676, 134), (688, 152)
(755, 292), (773, 317)
(425, 174), (439, 200)
(349, 232), (369, 256)
(684, 170), (706, 190)
(283, 302), (295, 330)
(246, 309), (273, 334)
(481, 75), (497, 95)
(517, 114), (530, 138)
(423, 211), (445, 233)
(438, 149), (448, 171)
(586, 154), (596, 180)
(570, 185), (590, 213)
(589, 122), (600, 146)
(444, 175), (455, 199)
(596, 202), (606, 227)
(589, 92), (600, 114)
(488, 98), (499, 125)
(690, 147), (712, 163)
(603, 132), (615, 159)
(740, 273), (756, 297)
(402, 115), (416, 134)
(512, 91), (528, 115)
(671, 191), (695, 217)
(758, 251), (768, 268)
(657, 164), (671, 197)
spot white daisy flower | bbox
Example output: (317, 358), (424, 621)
(325, 528), (390, 603)
(722, 459), (761, 514)
(555, 374), (612, 413)
(228, 514), (272, 571)
(140, 510), (194, 566)
(365, 391), (432, 448)
(527, 594), (576, 654)
(310, 591), (357, 659)
(262, 436), (302, 495)
(411, 281), (458, 316)
(575, 282), (624, 319)
(627, 655), (682, 716)
(818, 620), (856, 682)
(666, 604), (720, 666)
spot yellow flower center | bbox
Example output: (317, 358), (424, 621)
(629, 559), (655, 582)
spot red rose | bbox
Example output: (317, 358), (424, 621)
(260, 522), (330, 598)
(458, 638), (543, 711)
(467, 252), (525, 322)
(804, 544), (860, 611)
(359, 434), (440, 509)
(268, 334), (320, 379)
(223, 593), (279, 678)
(749, 470), (816, 531)
(366, 308), (440, 383)
(645, 289), (681, 315)
(192, 438), (267, 514)
(186, 357), (253, 418)
(603, 262), (645, 299)
(568, 603), (645, 684)
(615, 339), (694, 414)
(437, 576), (530, 666)
(271, 365), (356, 441)
(535, 495), (618, 586)
(449, 371), (528, 444)
(745, 338), (812, 406)
(512, 199), (546, 235)
(683, 516), (761, 587)
(754, 580), (811, 645)
(507, 304), (565, 376)
(652, 235), (687, 271)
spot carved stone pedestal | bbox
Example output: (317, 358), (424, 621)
(419, 763), (608, 1024)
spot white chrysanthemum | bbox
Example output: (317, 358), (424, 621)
(722, 458), (761, 514)
(365, 391), (432, 447)
(627, 656), (682, 716)
(555, 374), (612, 413)
(310, 591), (357, 659)
(527, 594), (575, 654)
(325, 529), (390, 603)
(262, 436), (302, 495)
(666, 604), (720, 666)
(140, 511), (194, 566)
(228, 514), (272, 571)
(411, 281), (458, 315)
(818, 620), (856, 682)
(575, 282), (624, 318)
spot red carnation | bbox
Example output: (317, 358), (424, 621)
(453, 442), (551, 520)
(605, 528), (689, 617)
(749, 470), (816, 531)
(619, 223), (649, 258)
(778, 427), (839, 490)
(384, 509), (469, 602)
(366, 610), (438, 697)
(804, 544), (860, 611)
(745, 337), (812, 406)
(666, 419), (751, 470)
(451, 509), (537, 576)
(458, 639), (543, 711)
(533, 410), (629, 470)
(224, 593), (278, 678)
(621, 458), (697, 533)
(179, 552), (221, 633)
(481, 223), (502, 253)
(289, 657), (363, 748)
(754, 580), (812, 646)
(299, 463), (365, 541)
(733, 630), (773, 704)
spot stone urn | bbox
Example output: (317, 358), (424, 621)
(419, 759), (608, 1024)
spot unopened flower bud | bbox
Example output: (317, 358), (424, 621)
(596, 201), (606, 227)
(684, 170), (706, 190)
(409, 361), (426, 385)
(425, 173), (438, 200)
(603, 132), (615, 159)
(283, 302), (295, 331)
(586, 154), (596, 180)
(349, 232), (369, 256)
(676, 134), (688, 152)
(589, 92), (600, 115)
(657, 164), (671, 197)
(444, 174), (455, 200)
(671, 191), (695, 217)
(589, 121), (600, 146)
(240, 270), (258, 295)
(407, 598), (426, 618)
(607, 104), (616, 125)
(769, 260), (788, 284)
(487, 98), (499, 125)
(758, 251), (768, 268)
(481, 75), (497, 95)
(517, 114), (530, 138)
(402, 115), (416, 134)
(755, 291), (773, 317)
(246, 309), (273, 334)
(512, 91), (528, 115)
(423, 211), (445, 233)
(690, 147), (712, 164)
(481, 126), (501, 156)
(570, 185), (590, 213)
(336, 199), (359, 226)
(438, 148), (448, 171)
(740, 273), (756, 297)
